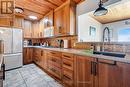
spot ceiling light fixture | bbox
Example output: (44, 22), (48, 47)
(94, 0), (108, 16)
(15, 7), (24, 13)
(29, 16), (38, 20)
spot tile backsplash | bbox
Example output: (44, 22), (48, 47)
(73, 42), (130, 53)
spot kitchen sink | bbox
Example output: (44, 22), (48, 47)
(93, 51), (125, 58)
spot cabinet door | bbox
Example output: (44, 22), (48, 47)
(13, 16), (24, 28)
(54, 8), (63, 35)
(43, 50), (48, 70)
(23, 20), (32, 38)
(32, 22), (40, 38)
(23, 48), (33, 64)
(63, 4), (70, 35)
(0, 18), (12, 27)
(97, 59), (130, 87)
(75, 55), (94, 87)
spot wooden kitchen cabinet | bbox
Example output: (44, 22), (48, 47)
(32, 21), (43, 38)
(23, 48), (33, 64)
(54, 0), (76, 36)
(33, 48), (44, 67)
(44, 10), (54, 28)
(97, 59), (130, 87)
(0, 16), (24, 28)
(42, 50), (48, 70)
(23, 20), (32, 38)
(0, 17), (13, 27)
(13, 16), (24, 28)
(74, 55), (96, 87)
(62, 53), (74, 87)
(47, 51), (62, 79)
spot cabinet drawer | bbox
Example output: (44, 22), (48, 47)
(48, 64), (62, 79)
(63, 69), (74, 87)
(48, 56), (62, 68)
(63, 58), (73, 71)
(62, 53), (73, 61)
(48, 51), (61, 57)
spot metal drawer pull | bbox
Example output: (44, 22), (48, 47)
(51, 59), (56, 62)
(91, 62), (93, 75)
(50, 68), (56, 72)
(63, 75), (71, 80)
(51, 52), (56, 54)
(63, 55), (71, 58)
(98, 61), (116, 65)
(93, 62), (97, 76)
(63, 62), (71, 66)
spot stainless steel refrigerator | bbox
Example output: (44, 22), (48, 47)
(0, 27), (23, 70)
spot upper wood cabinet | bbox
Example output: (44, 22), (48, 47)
(13, 16), (24, 28)
(0, 17), (13, 27)
(39, 19), (44, 38)
(54, 0), (76, 36)
(23, 20), (32, 38)
(44, 10), (54, 28)
(32, 21), (39, 38)
(0, 16), (24, 28)
(0, 15), (24, 28)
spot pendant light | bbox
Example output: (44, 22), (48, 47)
(94, 0), (108, 16)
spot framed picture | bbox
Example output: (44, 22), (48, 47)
(89, 26), (96, 36)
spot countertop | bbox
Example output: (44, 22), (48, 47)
(24, 46), (130, 64)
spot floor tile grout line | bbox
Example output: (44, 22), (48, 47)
(18, 68), (28, 87)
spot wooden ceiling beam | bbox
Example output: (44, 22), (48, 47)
(44, 0), (60, 7)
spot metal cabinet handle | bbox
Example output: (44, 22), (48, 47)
(91, 62), (93, 75)
(51, 59), (56, 62)
(98, 60), (116, 65)
(63, 75), (71, 80)
(41, 51), (43, 56)
(63, 55), (71, 58)
(93, 62), (97, 76)
(91, 62), (97, 76)
(2, 64), (5, 80)
(63, 62), (71, 67)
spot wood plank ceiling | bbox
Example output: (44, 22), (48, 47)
(15, 0), (82, 20)
(89, 1), (130, 24)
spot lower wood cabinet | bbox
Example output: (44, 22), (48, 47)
(74, 55), (96, 87)
(62, 53), (74, 87)
(23, 48), (33, 64)
(97, 59), (130, 87)
(33, 48), (44, 67)
(47, 51), (62, 79)
(23, 48), (130, 87)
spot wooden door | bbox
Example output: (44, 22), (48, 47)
(74, 55), (95, 87)
(23, 48), (33, 64)
(97, 59), (130, 87)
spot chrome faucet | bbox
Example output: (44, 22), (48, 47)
(102, 27), (110, 51)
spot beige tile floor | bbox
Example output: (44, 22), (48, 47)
(4, 64), (63, 87)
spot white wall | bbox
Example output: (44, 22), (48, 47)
(102, 19), (130, 42)
(78, 13), (102, 42)
(76, 0), (121, 35)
